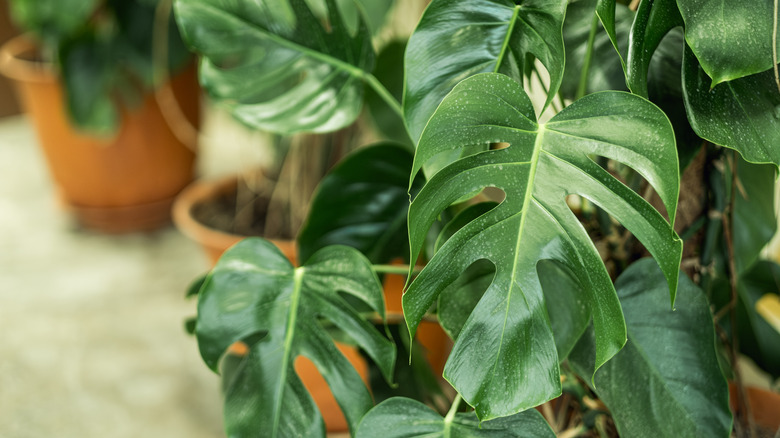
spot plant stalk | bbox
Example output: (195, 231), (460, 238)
(721, 152), (756, 438)
(576, 13), (600, 100)
(773, 0), (780, 93)
(372, 264), (423, 276)
(362, 72), (404, 120)
(442, 394), (462, 436)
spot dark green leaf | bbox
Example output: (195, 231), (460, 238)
(682, 45), (780, 167)
(403, 0), (567, 144)
(711, 261), (780, 378)
(110, 0), (192, 87)
(174, 0), (375, 134)
(405, 73), (681, 420)
(58, 31), (120, 135)
(298, 143), (416, 264)
(569, 258), (732, 438)
(355, 397), (556, 438)
(366, 41), (412, 146)
(735, 261), (780, 377)
(626, 0), (683, 97)
(196, 239), (395, 437)
(677, 0), (780, 85)
(594, 0), (627, 71)
(8, 0), (98, 52)
(733, 160), (777, 274)
(560, 0), (631, 100)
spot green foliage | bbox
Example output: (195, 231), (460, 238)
(174, 0), (376, 134)
(404, 73), (681, 420)
(196, 239), (395, 436)
(175, 0), (780, 435)
(298, 143), (418, 264)
(570, 259), (732, 437)
(355, 397), (556, 438)
(403, 0), (566, 144)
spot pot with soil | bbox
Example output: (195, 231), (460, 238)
(172, 174), (296, 265)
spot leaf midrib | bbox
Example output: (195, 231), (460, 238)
(494, 6), (521, 72)
(188, 2), (369, 80)
(272, 267), (305, 437)
(487, 126), (546, 393)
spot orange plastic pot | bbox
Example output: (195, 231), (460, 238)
(0, 35), (198, 232)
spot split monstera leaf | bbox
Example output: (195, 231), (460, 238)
(404, 73), (682, 420)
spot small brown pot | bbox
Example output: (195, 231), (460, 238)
(0, 35), (198, 233)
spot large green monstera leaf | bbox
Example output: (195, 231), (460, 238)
(403, 0), (566, 144)
(174, 0), (375, 134)
(404, 73), (682, 420)
(196, 239), (395, 437)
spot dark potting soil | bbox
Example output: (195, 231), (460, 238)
(191, 185), (279, 238)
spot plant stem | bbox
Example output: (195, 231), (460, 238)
(443, 394), (462, 436)
(773, 0), (780, 93)
(362, 72), (404, 120)
(576, 13), (600, 100)
(372, 264), (423, 276)
(721, 151), (756, 438)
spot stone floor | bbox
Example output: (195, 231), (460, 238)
(0, 115), (225, 437)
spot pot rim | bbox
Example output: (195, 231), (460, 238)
(172, 174), (295, 252)
(0, 34), (55, 83)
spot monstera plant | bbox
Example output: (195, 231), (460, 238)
(175, 0), (780, 436)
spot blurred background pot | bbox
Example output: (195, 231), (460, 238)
(0, 34), (198, 233)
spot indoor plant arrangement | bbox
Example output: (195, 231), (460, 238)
(0, 0), (198, 232)
(175, 0), (780, 436)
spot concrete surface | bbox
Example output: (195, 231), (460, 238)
(0, 115), (225, 437)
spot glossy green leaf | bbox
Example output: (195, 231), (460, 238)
(560, 0), (631, 99)
(594, 0), (627, 71)
(355, 397), (556, 438)
(403, 0), (566, 144)
(626, 0), (683, 97)
(365, 41), (413, 146)
(298, 143), (416, 264)
(174, 0), (375, 134)
(436, 207), (590, 360)
(677, 0), (780, 85)
(569, 258), (732, 438)
(682, 46), (780, 167)
(733, 160), (777, 274)
(196, 239), (395, 437)
(404, 73), (682, 419)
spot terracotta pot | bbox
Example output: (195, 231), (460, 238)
(172, 175), (296, 265)
(729, 383), (780, 434)
(0, 35), (198, 233)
